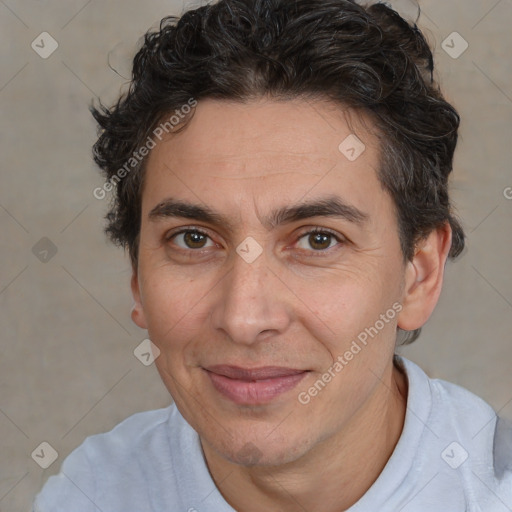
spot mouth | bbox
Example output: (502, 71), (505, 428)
(203, 365), (310, 405)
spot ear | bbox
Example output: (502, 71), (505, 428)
(131, 268), (148, 329)
(397, 222), (452, 331)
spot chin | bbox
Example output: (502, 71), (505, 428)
(209, 429), (314, 467)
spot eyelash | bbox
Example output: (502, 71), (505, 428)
(165, 226), (345, 256)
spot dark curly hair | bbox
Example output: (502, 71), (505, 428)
(91, 0), (465, 345)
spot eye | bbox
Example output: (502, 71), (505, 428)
(167, 229), (216, 250)
(295, 228), (344, 253)
(165, 227), (345, 255)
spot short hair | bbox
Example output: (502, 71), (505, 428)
(91, 0), (465, 345)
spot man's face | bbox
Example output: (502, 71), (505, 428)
(132, 98), (408, 465)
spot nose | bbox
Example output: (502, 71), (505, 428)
(209, 246), (292, 345)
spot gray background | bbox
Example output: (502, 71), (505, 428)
(0, 1), (511, 510)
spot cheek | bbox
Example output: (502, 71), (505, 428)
(296, 269), (384, 333)
(140, 271), (213, 351)
(294, 270), (400, 377)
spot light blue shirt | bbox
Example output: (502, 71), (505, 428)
(33, 357), (512, 511)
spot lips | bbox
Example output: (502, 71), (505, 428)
(204, 365), (309, 405)
(206, 365), (307, 380)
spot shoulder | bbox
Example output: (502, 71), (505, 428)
(429, 373), (496, 426)
(400, 357), (497, 434)
(400, 357), (512, 502)
(80, 405), (173, 460)
(431, 374), (512, 469)
(33, 406), (176, 512)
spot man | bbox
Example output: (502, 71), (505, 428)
(33, 0), (512, 510)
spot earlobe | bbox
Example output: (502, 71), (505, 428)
(130, 270), (148, 329)
(397, 223), (452, 332)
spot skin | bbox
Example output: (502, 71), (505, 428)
(130, 97), (452, 511)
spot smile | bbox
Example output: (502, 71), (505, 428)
(203, 365), (310, 405)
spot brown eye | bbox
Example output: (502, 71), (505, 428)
(309, 232), (331, 250)
(169, 230), (214, 250)
(296, 229), (343, 252)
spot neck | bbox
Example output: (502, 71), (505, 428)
(201, 360), (408, 512)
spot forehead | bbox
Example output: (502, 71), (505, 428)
(151, 97), (376, 165)
(141, 98), (387, 222)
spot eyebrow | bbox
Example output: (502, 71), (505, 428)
(148, 195), (369, 231)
